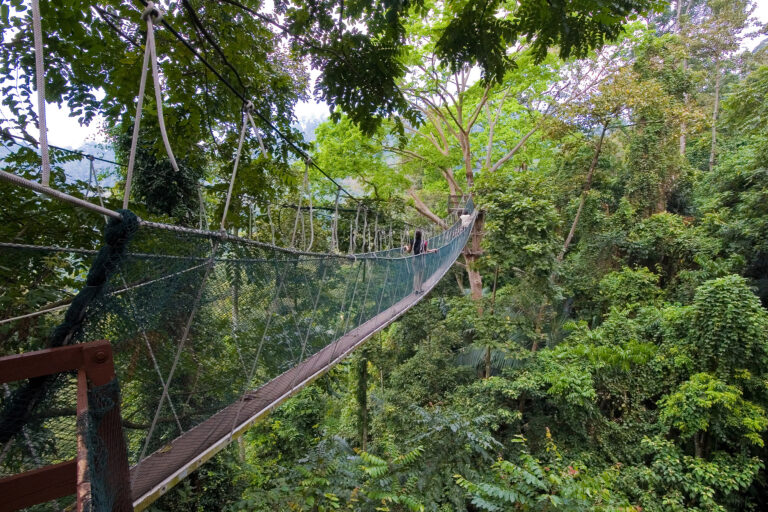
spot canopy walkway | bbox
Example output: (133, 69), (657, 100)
(0, 189), (475, 510)
(0, 2), (476, 508)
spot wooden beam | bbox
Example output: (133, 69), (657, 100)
(0, 460), (76, 512)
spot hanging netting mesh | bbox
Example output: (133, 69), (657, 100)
(0, 198), (474, 507)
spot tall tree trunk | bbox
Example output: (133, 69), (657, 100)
(466, 257), (483, 300)
(464, 212), (484, 300)
(709, 64), (722, 172)
(558, 123), (608, 262)
(461, 133), (474, 188)
(676, 1), (688, 157)
(356, 356), (368, 451)
(694, 432), (703, 458)
(679, 66), (688, 156)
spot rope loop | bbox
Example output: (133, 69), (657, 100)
(244, 100), (254, 112)
(141, 1), (163, 23)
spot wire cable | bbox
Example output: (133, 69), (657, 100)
(1, 131), (126, 167)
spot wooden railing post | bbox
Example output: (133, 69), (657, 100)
(0, 340), (131, 512)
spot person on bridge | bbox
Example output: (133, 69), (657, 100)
(405, 230), (436, 294)
(460, 209), (473, 228)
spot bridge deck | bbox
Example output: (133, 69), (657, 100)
(129, 258), (454, 510)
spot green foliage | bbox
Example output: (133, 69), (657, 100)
(6, 1), (768, 510)
(477, 170), (561, 278)
(686, 275), (768, 379)
(455, 433), (633, 511)
(599, 267), (662, 311)
(436, 0), (659, 81)
(659, 373), (768, 449)
(278, 0), (657, 132)
(623, 437), (763, 512)
(313, 116), (409, 199)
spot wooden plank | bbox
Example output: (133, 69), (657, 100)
(0, 344), (84, 384)
(0, 459), (76, 512)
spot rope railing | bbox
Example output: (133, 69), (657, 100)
(1, 181), (475, 509)
(0, 3), (479, 507)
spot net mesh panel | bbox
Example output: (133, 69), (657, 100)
(0, 198), (473, 508)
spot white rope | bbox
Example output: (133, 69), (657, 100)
(31, 0), (50, 187)
(266, 203), (276, 244)
(146, 5), (179, 174)
(305, 162), (314, 252)
(197, 185), (207, 230)
(0, 169), (121, 219)
(332, 187), (341, 252)
(245, 111), (267, 155)
(361, 208), (368, 253)
(220, 110), (249, 230)
(248, 203), (253, 238)
(290, 195), (301, 248)
(123, 11), (152, 209)
(349, 204), (360, 254)
(372, 213), (379, 252)
(124, 2), (178, 210)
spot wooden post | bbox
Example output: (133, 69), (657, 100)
(76, 368), (91, 510)
(0, 340), (132, 511)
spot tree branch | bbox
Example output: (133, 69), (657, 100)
(442, 168), (464, 197)
(408, 190), (448, 228)
(488, 122), (543, 173)
(557, 122), (609, 262)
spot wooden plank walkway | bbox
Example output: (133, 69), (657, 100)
(130, 256), (456, 510)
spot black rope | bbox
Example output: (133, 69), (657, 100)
(0, 210), (139, 445)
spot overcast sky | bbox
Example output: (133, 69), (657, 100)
(15, 3), (768, 150)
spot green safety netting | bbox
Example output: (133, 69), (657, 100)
(0, 197), (474, 509)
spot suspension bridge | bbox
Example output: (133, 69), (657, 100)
(0, 2), (477, 510)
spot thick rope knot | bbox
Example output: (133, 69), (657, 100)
(244, 100), (254, 112)
(142, 1), (163, 23)
(105, 209), (139, 246)
(0, 211), (140, 445)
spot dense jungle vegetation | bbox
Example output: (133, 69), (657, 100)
(2, 0), (768, 510)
